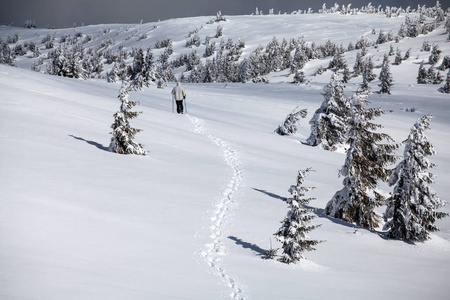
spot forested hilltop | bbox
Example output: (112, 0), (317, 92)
(1, 2), (449, 89)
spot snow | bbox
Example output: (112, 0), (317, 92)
(1, 10), (450, 300)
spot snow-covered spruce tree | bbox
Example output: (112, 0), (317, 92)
(428, 44), (441, 65)
(293, 69), (306, 84)
(376, 29), (388, 45)
(359, 70), (372, 94)
(290, 46), (308, 74)
(342, 64), (351, 83)
(439, 69), (450, 93)
(328, 46), (346, 70)
(109, 79), (147, 155)
(417, 61), (429, 84)
(307, 72), (350, 151)
(388, 44), (395, 56)
(422, 40), (432, 52)
(324, 91), (398, 230)
(403, 48), (411, 61)
(364, 57), (376, 82)
(439, 55), (450, 71)
(107, 63), (121, 83)
(394, 48), (403, 65)
(275, 107), (307, 136)
(428, 66), (444, 85)
(384, 114), (448, 241)
(237, 58), (252, 83)
(274, 168), (321, 264)
(379, 54), (394, 94)
(353, 51), (364, 76)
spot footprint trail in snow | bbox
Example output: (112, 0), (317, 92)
(188, 115), (246, 300)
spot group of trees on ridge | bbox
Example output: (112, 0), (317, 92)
(270, 70), (448, 263)
(0, 2), (449, 89)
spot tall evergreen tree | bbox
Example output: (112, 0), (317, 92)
(109, 79), (147, 155)
(384, 114), (448, 241)
(324, 91), (398, 230)
(379, 54), (394, 94)
(274, 168), (321, 264)
(307, 72), (350, 151)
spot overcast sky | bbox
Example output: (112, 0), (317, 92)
(0, 0), (446, 28)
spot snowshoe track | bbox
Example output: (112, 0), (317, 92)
(188, 115), (246, 300)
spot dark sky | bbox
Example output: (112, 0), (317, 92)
(0, 0), (447, 28)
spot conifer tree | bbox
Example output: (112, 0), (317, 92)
(293, 69), (306, 84)
(359, 71), (371, 94)
(403, 48), (411, 60)
(422, 40), (432, 52)
(439, 70), (450, 93)
(353, 51), (364, 76)
(275, 107), (307, 136)
(204, 38), (216, 58)
(364, 57), (376, 82)
(388, 44), (395, 56)
(307, 72), (350, 150)
(204, 59), (217, 83)
(237, 58), (252, 83)
(439, 55), (450, 71)
(384, 114), (448, 241)
(107, 63), (121, 83)
(427, 65), (437, 84)
(428, 44), (441, 65)
(428, 66), (444, 84)
(417, 61), (429, 84)
(376, 29), (388, 45)
(109, 79), (147, 155)
(342, 64), (351, 83)
(379, 54), (394, 94)
(69, 49), (86, 79)
(291, 46), (308, 74)
(324, 91), (398, 230)
(394, 48), (403, 65)
(274, 168), (321, 264)
(329, 46), (346, 70)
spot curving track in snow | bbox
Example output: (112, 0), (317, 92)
(188, 115), (246, 300)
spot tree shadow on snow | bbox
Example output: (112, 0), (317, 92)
(304, 204), (383, 235)
(69, 135), (109, 152)
(252, 188), (287, 202)
(254, 186), (372, 232)
(228, 236), (267, 257)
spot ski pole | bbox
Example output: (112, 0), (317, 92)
(184, 96), (187, 114)
(172, 94), (174, 113)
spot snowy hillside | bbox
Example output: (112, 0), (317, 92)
(1, 5), (450, 300)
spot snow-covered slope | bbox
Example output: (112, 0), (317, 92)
(1, 9), (450, 300)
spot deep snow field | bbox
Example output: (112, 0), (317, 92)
(1, 9), (450, 300)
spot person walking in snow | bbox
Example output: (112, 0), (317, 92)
(172, 82), (186, 114)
